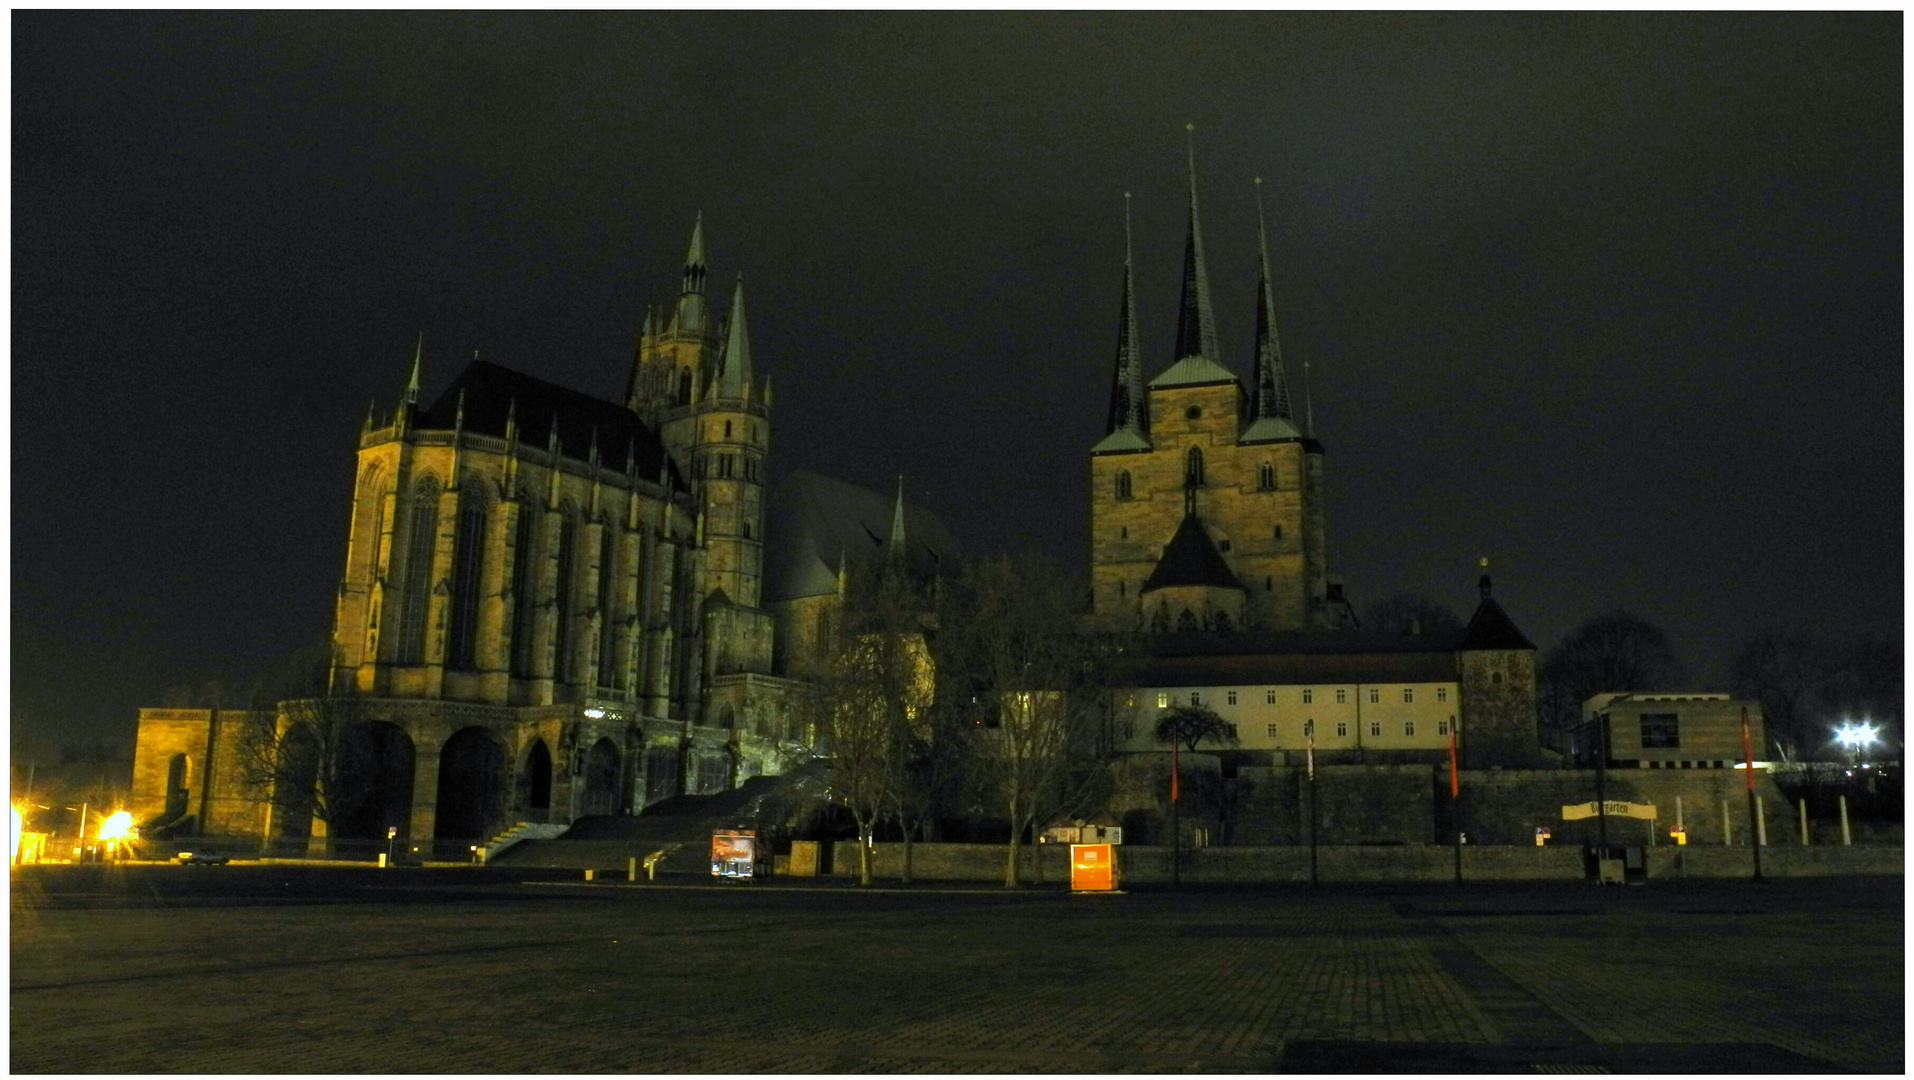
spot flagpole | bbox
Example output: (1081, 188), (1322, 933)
(1742, 706), (1763, 882)
(1450, 716), (1463, 887)
(1170, 738), (1181, 891)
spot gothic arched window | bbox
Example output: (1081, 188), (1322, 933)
(1116, 471), (1132, 500)
(1185, 447), (1204, 488)
(397, 479), (440, 665)
(1177, 608), (1200, 633)
(510, 502), (540, 679)
(553, 513), (579, 684)
(596, 523), (619, 689)
(1258, 462), (1275, 491)
(447, 495), (487, 672)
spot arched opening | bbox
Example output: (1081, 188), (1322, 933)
(1185, 447), (1204, 488)
(583, 738), (622, 816)
(510, 501), (540, 678)
(164, 754), (190, 819)
(447, 496), (488, 671)
(272, 725), (322, 848)
(1259, 462), (1275, 491)
(719, 706), (736, 730)
(331, 722), (415, 854)
(522, 739), (553, 813)
(1116, 471), (1132, 500)
(435, 727), (506, 856)
(397, 478), (441, 665)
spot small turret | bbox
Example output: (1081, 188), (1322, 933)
(888, 474), (908, 558)
(669, 213), (709, 338)
(1092, 192), (1151, 455)
(713, 274), (753, 401)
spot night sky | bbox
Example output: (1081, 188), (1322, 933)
(13, 12), (1902, 754)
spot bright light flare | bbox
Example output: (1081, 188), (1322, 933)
(97, 810), (135, 841)
(10, 805), (21, 861)
(1834, 721), (1880, 752)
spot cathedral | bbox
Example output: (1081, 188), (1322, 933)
(130, 216), (953, 857)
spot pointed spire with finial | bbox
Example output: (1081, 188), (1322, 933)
(714, 273), (753, 401)
(402, 332), (424, 407)
(887, 474), (908, 558)
(669, 213), (709, 337)
(1251, 177), (1294, 422)
(363, 398), (376, 434)
(1172, 124), (1218, 364)
(836, 547), (848, 599)
(1302, 359), (1316, 438)
(1104, 192), (1147, 439)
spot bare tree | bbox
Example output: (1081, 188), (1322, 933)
(233, 640), (366, 857)
(1538, 612), (1686, 763)
(942, 551), (1117, 888)
(1728, 629), (1837, 762)
(1154, 703), (1240, 754)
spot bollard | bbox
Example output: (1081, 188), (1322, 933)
(628, 857), (638, 882)
(378, 853), (387, 868)
(1756, 798), (1768, 847)
(584, 868), (595, 882)
(1799, 798), (1809, 845)
(1839, 795), (1852, 846)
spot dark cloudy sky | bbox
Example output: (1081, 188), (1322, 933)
(13, 12), (1902, 752)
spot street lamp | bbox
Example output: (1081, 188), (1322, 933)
(1833, 721), (1879, 766)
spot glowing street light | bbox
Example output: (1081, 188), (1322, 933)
(1834, 721), (1880, 765)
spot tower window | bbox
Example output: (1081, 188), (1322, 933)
(1370, 720), (1381, 737)
(1336, 689), (1347, 704)
(1336, 721), (1348, 737)
(1302, 689), (1313, 704)
(1369, 688), (1379, 704)
(1118, 581), (1125, 598)
(1274, 524), (1283, 540)
(1265, 689), (1275, 704)
(1120, 526), (1128, 539)
(1185, 447), (1204, 488)
(1218, 539), (1230, 552)
(1491, 672), (1504, 685)
(1116, 471), (1133, 500)
(724, 420), (732, 438)
(1437, 687), (1448, 703)
(1265, 576), (1272, 591)
(1258, 463), (1275, 491)
(1404, 720), (1416, 737)
(1185, 405), (1202, 420)
(743, 521), (752, 540)
(1403, 688), (1414, 704)
(1227, 691), (1237, 705)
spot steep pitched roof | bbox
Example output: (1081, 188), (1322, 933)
(1142, 513), (1244, 593)
(763, 470), (962, 602)
(417, 360), (684, 487)
(1459, 576), (1536, 650)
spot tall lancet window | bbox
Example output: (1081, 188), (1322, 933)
(1185, 447), (1205, 488)
(1116, 471), (1133, 500)
(510, 502), (540, 678)
(553, 514), (579, 683)
(446, 495), (487, 671)
(1258, 462), (1276, 491)
(596, 523), (620, 689)
(397, 479), (441, 666)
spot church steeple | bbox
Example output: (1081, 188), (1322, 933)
(1093, 194), (1153, 454)
(714, 274), (753, 401)
(1171, 125), (1218, 364)
(669, 213), (709, 337)
(1240, 177), (1303, 445)
(402, 333), (424, 407)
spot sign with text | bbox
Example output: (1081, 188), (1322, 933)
(1562, 801), (1657, 821)
(711, 830), (757, 879)
(1070, 844), (1116, 892)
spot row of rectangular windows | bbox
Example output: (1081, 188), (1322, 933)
(1262, 719), (1450, 739)
(1149, 687), (1449, 708)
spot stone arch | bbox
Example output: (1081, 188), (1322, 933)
(164, 754), (191, 819)
(719, 705), (736, 730)
(331, 721), (415, 848)
(582, 738), (622, 817)
(434, 727), (507, 853)
(521, 738), (553, 813)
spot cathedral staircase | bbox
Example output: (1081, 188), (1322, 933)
(479, 821), (569, 863)
(489, 759), (831, 876)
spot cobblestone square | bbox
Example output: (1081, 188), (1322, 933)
(10, 866), (1902, 1073)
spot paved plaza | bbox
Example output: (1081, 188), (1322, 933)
(10, 865), (1903, 1073)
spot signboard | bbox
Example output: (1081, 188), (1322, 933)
(711, 830), (757, 879)
(1534, 827), (1552, 847)
(1070, 844), (1116, 892)
(1562, 801), (1657, 821)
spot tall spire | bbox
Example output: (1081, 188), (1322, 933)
(402, 332), (424, 407)
(670, 213), (709, 337)
(1105, 192), (1146, 437)
(714, 273), (753, 400)
(1302, 359), (1316, 438)
(1250, 177), (1295, 423)
(888, 474), (908, 557)
(1171, 124), (1218, 363)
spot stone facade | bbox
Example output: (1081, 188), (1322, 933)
(132, 219), (813, 856)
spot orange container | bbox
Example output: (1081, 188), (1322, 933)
(1070, 843), (1116, 891)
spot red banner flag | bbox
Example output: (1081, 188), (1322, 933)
(1448, 723), (1459, 798)
(1741, 706), (1756, 791)
(1170, 740), (1179, 802)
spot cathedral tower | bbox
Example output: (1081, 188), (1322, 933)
(1088, 132), (1334, 634)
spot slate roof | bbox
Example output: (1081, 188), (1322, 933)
(416, 361), (685, 488)
(1142, 514), (1244, 593)
(763, 470), (961, 602)
(1090, 428), (1152, 455)
(1459, 595), (1536, 651)
(1148, 354), (1240, 389)
(1238, 415), (1305, 444)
